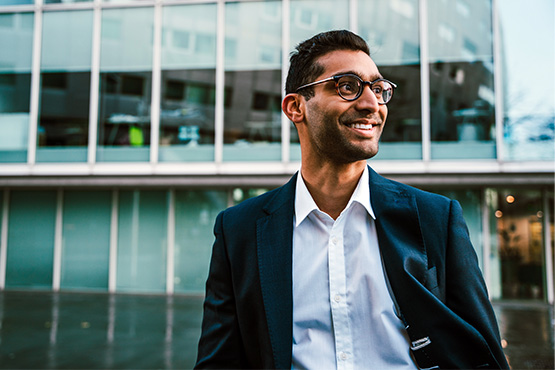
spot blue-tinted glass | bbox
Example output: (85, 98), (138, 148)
(6, 191), (56, 289)
(174, 190), (227, 293)
(37, 10), (93, 163)
(0, 13), (33, 163)
(61, 191), (111, 291)
(428, 0), (496, 159)
(223, 1), (282, 162)
(359, 0), (422, 160)
(499, 0), (554, 161)
(0, 0), (33, 5)
(289, 0), (349, 161)
(159, 4), (217, 162)
(116, 190), (167, 293)
(97, 7), (154, 162)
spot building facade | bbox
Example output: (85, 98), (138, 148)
(0, 0), (553, 303)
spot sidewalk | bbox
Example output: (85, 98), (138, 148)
(0, 291), (552, 369)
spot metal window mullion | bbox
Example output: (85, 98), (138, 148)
(52, 189), (63, 291)
(281, 0), (290, 163)
(481, 188), (491, 297)
(543, 188), (554, 304)
(492, 0), (505, 162)
(166, 189), (175, 294)
(150, 1), (163, 165)
(214, 0), (225, 164)
(88, 0), (102, 164)
(109, 189), (119, 293)
(27, 3), (43, 165)
(0, 189), (10, 289)
(419, 0), (431, 162)
(349, 0), (358, 34)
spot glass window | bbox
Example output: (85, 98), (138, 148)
(116, 190), (167, 293)
(490, 189), (546, 301)
(289, 0), (349, 161)
(0, 13), (33, 163)
(174, 190), (227, 293)
(159, 4), (217, 162)
(61, 191), (111, 291)
(0, 0), (33, 5)
(44, 0), (91, 3)
(37, 10), (93, 163)
(359, 0), (422, 160)
(498, 0), (554, 161)
(223, 1), (282, 162)
(97, 7), (154, 162)
(6, 191), (57, 289)
(428, 0), (496, 159)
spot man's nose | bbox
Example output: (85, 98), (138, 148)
(354, 83), (380, 112)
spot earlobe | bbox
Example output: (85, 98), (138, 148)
(282, 94), (305, 124)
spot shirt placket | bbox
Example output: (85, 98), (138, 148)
(328, 215), (354, 370)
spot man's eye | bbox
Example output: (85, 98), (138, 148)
(338, 82), (357, 94)
(372, 86), (383, 94)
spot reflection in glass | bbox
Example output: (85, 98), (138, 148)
(359, 0), (422, 160)
(493, 189), (545, 300)
(0, 13), (33, 163)
(499, 0), (554, 161)
(37, 10), (93, 163)
(97, 7), (153, 162)
(6, 191), (57, 289)
(174, 190), (227, 293)
(223, 1), (282, 161)
(289, 0), (349, 161)
(159, 4), (217, 162)
(428, 0), (496, 159)
(116, 190), (167, 293)
(61, 191), (111, 291)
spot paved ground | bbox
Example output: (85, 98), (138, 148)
(0, 291), (552, 369)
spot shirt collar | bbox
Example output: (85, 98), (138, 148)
(294, 166), (376, 227)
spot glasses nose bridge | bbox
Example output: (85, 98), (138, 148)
(358, 80), (380, 103)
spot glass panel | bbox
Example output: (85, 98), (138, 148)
(61, 191), (111, 291)
(116, 190), (167, 293)
(37, 10), (93, 163)
(499, 0), (554, 161)
(97, 7), (153, 162)
(428, 0), (496, 159)
(0, 13), (33, 163)
(159, 4), (217, 162)
(493, 189), (545, 300)
(0, 0), (33, 5)
(6, 191), (56, 289)
(174, 190), (227, 293)
(223, 1), (282, 161)
(359, 0), (422, 160)
(44, 0), (90, 3)
(434, 189), (483, 268)
(289, 0), (349, 161)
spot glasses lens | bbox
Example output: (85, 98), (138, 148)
(336, 75), (362, 100)
(372, 80), (394, 104)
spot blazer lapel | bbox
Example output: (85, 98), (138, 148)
(256, 174), (296, 369)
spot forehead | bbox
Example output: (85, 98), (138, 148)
(315, 49), (380, 80)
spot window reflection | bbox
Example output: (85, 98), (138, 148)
(428, 0), (496, 159)
(159, 4), (217, 162)
(97, 7), (153, 162)
(0, 13), (33, 163)
(359, 0), (422, 160)
(499, 0), (554, 161)
(37, 9), (93, 162)
(223, 1), (282, 162)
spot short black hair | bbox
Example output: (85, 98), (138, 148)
(285, 30), (370, 100)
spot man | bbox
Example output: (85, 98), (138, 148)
(195, 30), (509, 369)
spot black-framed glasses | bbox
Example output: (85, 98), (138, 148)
(295, 73), (397, 105)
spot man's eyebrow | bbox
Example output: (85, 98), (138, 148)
(334, 70), (384, 81)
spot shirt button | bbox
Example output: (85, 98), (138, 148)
(334, 294), (341, 302)
(340, 352), (348, 360)
(331, 236), (338, 245)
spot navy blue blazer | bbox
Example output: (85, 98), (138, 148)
(195, 167), (509, 369)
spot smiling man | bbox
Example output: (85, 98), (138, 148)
(195, 30), (509, 370)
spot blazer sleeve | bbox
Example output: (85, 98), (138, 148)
(195, 211), (246, 369)
(445, 200), (510, 369)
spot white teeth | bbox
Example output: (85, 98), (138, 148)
(349, 123), (374, 129)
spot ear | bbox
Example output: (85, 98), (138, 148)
(282, 93), (305, 124)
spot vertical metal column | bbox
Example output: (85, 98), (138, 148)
(214, 0), (225, 164)
(281, 0), (291, 163)
(150, 0), (163, 165)
(108, 189), (119, 293)
(419, 0), (431, 162)
(27, 0), (43, 165)
(543, 189), (554, 304)
(88, 0), (102, 165)
(52, 189), (63, 291)
(0, 189), (9, 289)
(166, 189), (175, 295)
(492, 0), (505, 162)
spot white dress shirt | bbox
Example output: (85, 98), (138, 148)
(291, 166), (418, 370)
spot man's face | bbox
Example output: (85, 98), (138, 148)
(299, 49), (388, 164)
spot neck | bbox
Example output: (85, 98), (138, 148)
(300, 159), (367, 220)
